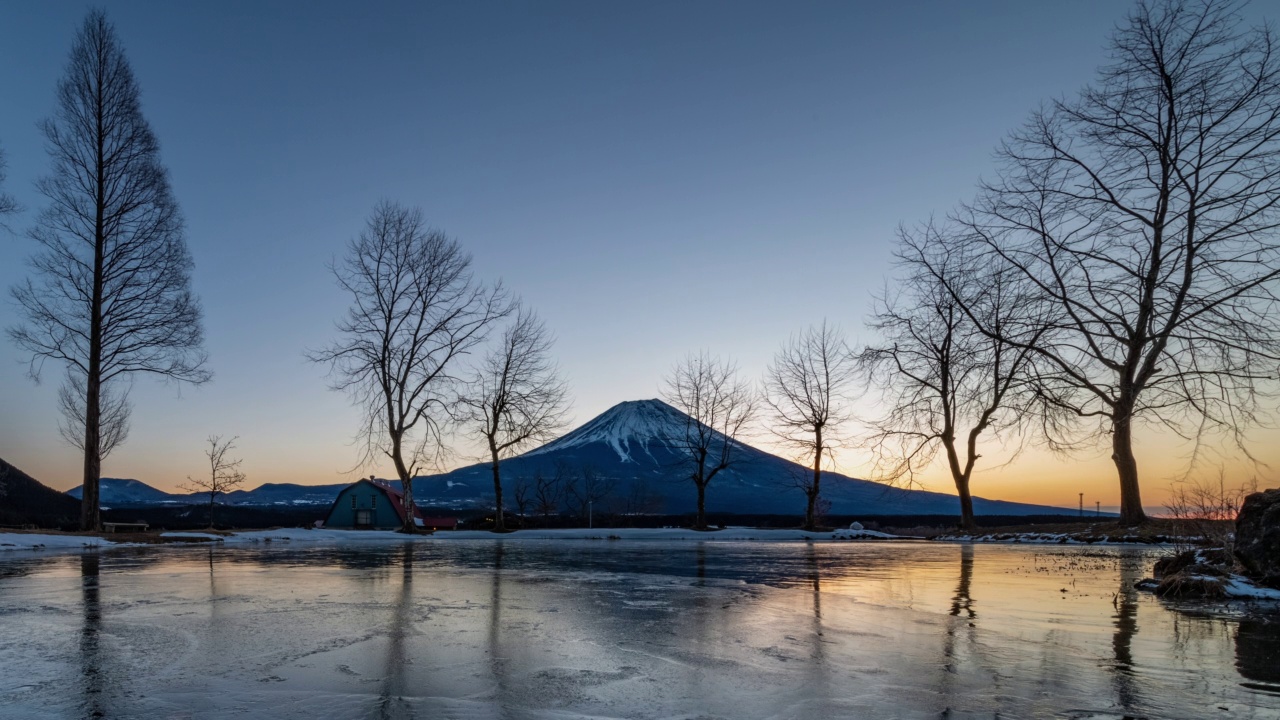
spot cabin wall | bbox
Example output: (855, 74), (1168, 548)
(325, 484), (401, 529)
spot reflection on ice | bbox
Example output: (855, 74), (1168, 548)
(0, 541), (1277, 719)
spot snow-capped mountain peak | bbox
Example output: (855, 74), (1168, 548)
(525, 398), (690, 463)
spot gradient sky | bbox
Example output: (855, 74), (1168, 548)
(1, 1), (1276, 511)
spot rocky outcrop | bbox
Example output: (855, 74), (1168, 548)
(1235, 488), (1280, 589)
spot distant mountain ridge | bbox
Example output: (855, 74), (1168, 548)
(62, 399), (1081, 518)
(67, 479), (350, 508)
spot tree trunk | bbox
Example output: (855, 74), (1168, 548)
(491, 450), (504, 532)
(80, 385), (101, 531)
(81, 313), (102, 531)
(208, 492), (216, 529)
(1111, 411), (1146, 525)
(695, 481), (707, 530)
(955, 476), (975, 531)
(390, 432), (416, 533)
(804, 429), (822, 531)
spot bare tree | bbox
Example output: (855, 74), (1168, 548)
(765, 320), (856, 530)
(310, 200), (508, 532)
(662, 352), (757, 530)
(951, 0), (1280, 524)
(0, 144), (19, 221)
(623, 477), (664, 520)
(533, 464), (568, 523)
(565, 464), (616, 527)
(181, 435), (247, 529)
(512, 475), (532, 524)
(462, 306), (570, 532)
(1165, 468), (1256, 552)
(859, 223), (1046, 530)
(8, 11), (209, 531)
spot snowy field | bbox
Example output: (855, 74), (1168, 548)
(0, 541), (1277, 719)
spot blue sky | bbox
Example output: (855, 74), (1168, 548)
(2, 1), (1272, 508)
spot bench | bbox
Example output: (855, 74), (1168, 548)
(102, 522), (149, 533)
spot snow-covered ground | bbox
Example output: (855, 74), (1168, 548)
(0, 533), (120, 551)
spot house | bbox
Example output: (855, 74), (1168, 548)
(419, 516), (459, 531)
(323, 479), (451, 530)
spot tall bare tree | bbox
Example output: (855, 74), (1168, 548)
(765, 321), (856, 530)
(180, 435), (247, 529)
(310, 200), (508, 533)
(462, 306), (571, 532)
(8, 11), (209, 531)
(662, 352), (757, 530)
(953, 0), (1280, 524)
(860, 223), (1046, 530)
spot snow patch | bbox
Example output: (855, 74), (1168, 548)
(1224, 576), (1280, 600)
(0, 533), (116, 551)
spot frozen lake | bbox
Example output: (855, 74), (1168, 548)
(0, 540), (1277, 719)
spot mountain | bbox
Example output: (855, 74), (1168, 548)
(67, 478), (183, 506)
(0, 457), (82, 528)
(219, 482), (350, 506)
(417, 399), (1075, 516)
(66, 479), (350, 507)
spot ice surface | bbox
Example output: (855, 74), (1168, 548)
(1, 542), (1278, 719)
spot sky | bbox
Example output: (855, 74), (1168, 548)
(1, 0), (1277, 512)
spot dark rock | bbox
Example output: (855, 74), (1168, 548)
(1234, 488), (1280, 589)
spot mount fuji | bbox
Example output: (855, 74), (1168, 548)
(417, 399), (1073, 517)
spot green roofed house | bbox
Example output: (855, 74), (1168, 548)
(322, 478), (457, 531)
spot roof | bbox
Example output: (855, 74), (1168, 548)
(366, 479), (425, 525)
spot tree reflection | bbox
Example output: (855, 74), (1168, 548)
(487, 541), (511, 708)
(1111, 553), (1141, 712)
(377, 542), (415, 719)
(79, 552), (106, 719)
(949, 543), (975, 620)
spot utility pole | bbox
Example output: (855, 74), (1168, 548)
(1096, 501), (1101, 517)
(1079, 493), (1084, 517)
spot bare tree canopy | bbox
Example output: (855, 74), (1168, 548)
(662, 352), (757, 530)
(564, 464), (616, 527)
(0, 144), (19, 220)
(860, 223), (1046, 530)
(310, 200), (509, 532)
(947, 0), (1280, 524)
(764, 320), (856, 530)
(7, 11), (209, 531)
(462, 305), (571, 532)
(180, 435), (247, 529)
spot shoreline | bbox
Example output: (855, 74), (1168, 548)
(0, 525), (1179, 552)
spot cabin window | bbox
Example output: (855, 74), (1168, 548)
(351, 495), (357, 509)
(371, 494), (377, 509)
